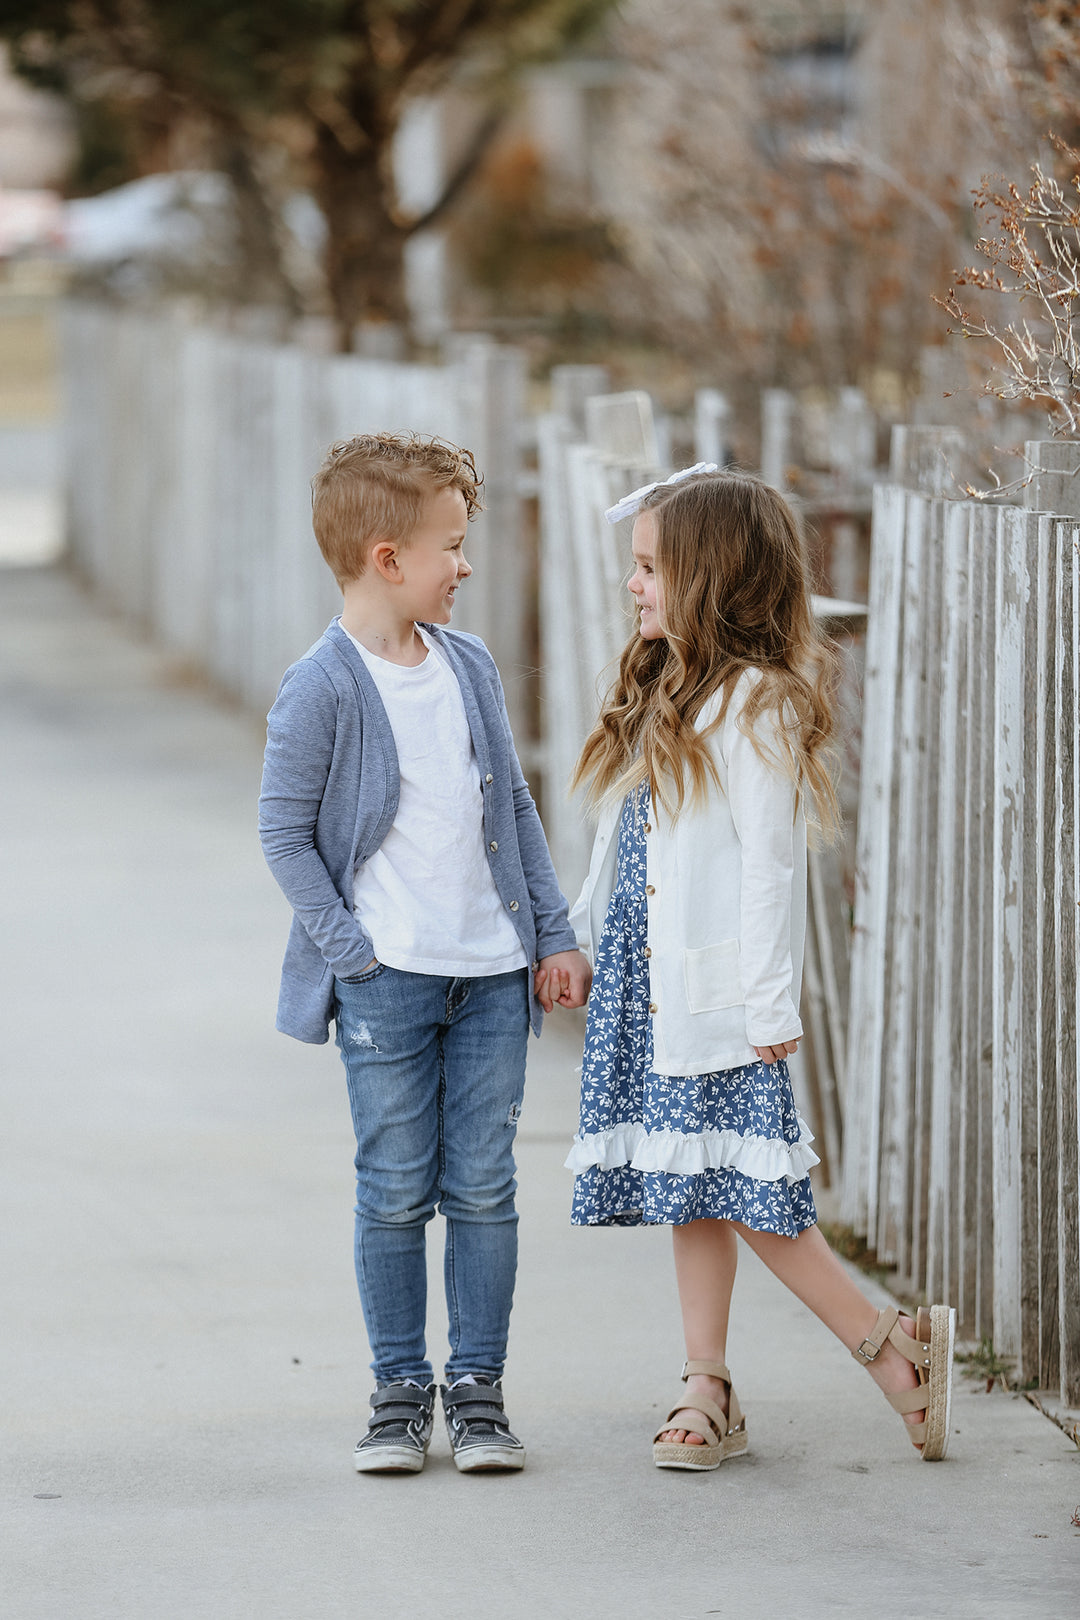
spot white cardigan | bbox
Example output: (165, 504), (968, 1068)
(570, 673), (806, 1078)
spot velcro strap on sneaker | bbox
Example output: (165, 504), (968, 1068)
(443, 1388), (506, 1419)
(368, 1403), (430, 1428)
(371, 1385), (433, 1413)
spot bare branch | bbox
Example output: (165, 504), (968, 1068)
(939, 440), (1080, 503)
(938, 139), (1080, 437)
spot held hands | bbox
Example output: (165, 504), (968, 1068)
(753, 1039), (800, 1067)
(534, 950), (592, 1013)
(531, 944), (796, 1049)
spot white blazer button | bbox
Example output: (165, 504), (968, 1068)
(509, 900), (519, 911)
(644, 947), (652, 958)
(644, 822), (652, 833)
(489, 840), (498, 852)
(648, 1002), (658, 1015)
(645, 884), (655, 896)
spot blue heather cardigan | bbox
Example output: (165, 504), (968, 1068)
(259, 618), (577, 1043)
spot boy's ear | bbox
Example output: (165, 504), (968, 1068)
(369, 539), (401, 581)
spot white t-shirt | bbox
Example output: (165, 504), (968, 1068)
(345, 626), (527, 976)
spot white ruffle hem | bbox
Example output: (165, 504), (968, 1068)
(564, 1118), (819, 1186)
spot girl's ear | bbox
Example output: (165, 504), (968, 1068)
(369, 540), (401, 582)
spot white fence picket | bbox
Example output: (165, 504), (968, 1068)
(1056, 520), (1080, 1401)
(876, 491), (928, 1266)
(909, 494), (947, 1288)
(973, 503), (998, 1339)
(991, 505), (1032, 1361)
(840, 482), (906, 1232)
(537, 411), (594, 894)
(1034, 515), (1060, 1388)
(926, 499), (970, 1307)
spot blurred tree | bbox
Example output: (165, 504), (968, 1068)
(454, 139), (620, 316)
(0, 0), (616, 343)
(1024, 1), (1080, 147)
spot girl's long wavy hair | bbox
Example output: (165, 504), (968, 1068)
(571, 470), (841, 840)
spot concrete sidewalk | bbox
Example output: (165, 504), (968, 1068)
(2, 566), (1076, 1620)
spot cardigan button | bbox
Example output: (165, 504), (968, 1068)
(509, 900), (519, 911)
(645, 884), (655, 895)
(644, 947), (652, 958)
(485, 773), (493, 784)
(648, 1002), (658, 1015)
(644, 822), (652, 833)
(489, 840), (498, 852)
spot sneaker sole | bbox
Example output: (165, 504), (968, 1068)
(452, 1445), (526, 1473)
(354, 1444), (428, 1474)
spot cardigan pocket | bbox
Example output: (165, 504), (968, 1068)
(683, 939), (742, 1013)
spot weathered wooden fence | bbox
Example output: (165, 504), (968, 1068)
(843, 426), (1080, 1402)
(61, 306), (1079, 1393)
(62, 303), (529, 733)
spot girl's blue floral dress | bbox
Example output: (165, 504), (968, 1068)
(567, 787), (818, 1234)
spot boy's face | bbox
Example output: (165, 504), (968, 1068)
(396, 485), (471, 623)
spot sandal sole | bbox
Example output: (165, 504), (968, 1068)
(920, 1304), (955, 1461)
(654, 1449), (722, 1471)
(653, 1429), (748, 1471)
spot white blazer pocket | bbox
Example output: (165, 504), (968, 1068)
(683, 940), (743, 1013)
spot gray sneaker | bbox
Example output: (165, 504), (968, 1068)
(354, 1381), (436, 1474)
(440, 1377), (526, 1473)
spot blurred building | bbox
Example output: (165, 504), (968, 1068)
(396, 0), (1029, 368)
(0, 44), (75, 191)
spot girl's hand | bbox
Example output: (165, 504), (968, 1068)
(537, 949), (592, 1010)
(753, 1039), (800, 1067)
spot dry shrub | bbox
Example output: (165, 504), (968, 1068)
(937, 138), (1080, 440)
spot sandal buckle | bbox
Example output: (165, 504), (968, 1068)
(854, 1336), (882, 1364)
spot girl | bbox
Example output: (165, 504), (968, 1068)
(545, 467), (954, 1469)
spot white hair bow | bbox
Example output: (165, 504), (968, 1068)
(604, 462), (719, 526)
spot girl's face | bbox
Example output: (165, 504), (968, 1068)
(628, 510), (666, 640)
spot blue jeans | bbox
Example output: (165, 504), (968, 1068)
(334, 964), (529, 1385)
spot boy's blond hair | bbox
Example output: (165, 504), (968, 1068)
(311, 432), (484, 586)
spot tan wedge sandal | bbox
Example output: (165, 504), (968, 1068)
(652, 1359), (749, 1472)
(852, 1304), (956, 1460)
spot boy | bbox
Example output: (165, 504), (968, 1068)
(259, 432), (590, 1474)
